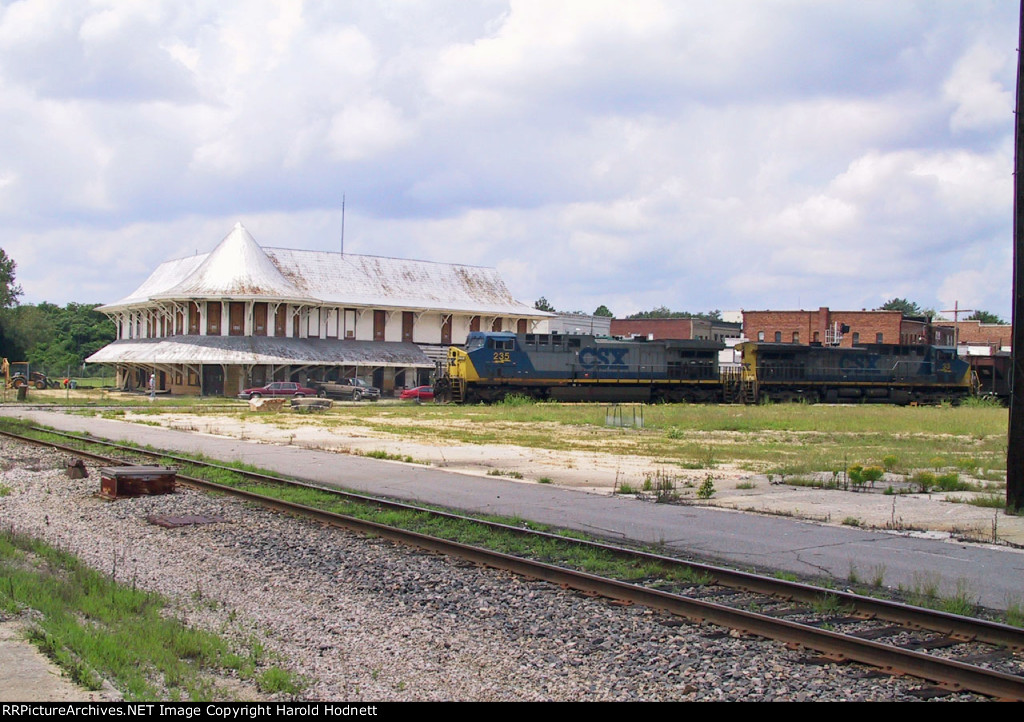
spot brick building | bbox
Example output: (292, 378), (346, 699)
(610, 318), (742, 342)
(742, 307), (954, 347)
(935, 320), (1012, 351)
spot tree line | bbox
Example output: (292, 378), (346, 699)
(535, 295), (1006, 325)
(534, 298), (723, 320)
(875, 298), (1005, 324)
(0, 249), (116, 377)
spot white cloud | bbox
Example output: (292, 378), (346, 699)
(0, 1), (1016, 325)
(326, 98), (414, 161)
(945, 42), (1014, 133)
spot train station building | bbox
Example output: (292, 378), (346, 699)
(87, 223), (549, 396)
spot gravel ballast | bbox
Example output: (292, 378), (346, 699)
(0, 439), (982, 701)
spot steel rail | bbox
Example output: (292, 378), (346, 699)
(18, 426), (1024, 652)
(4, 426), (1024, 699)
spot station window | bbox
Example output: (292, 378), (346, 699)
(852, 332), (860, 344)
(774, 331), (782, 342)
(876, 333), (884, 343)
(757, 331), (765, 342)
(792, 331), (799, 343)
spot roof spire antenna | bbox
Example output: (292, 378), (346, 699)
(340, 194), (346, 255)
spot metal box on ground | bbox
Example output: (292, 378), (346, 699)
(98, 466), (177, 500)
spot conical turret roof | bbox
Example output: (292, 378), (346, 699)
(152, 223), (314, 302)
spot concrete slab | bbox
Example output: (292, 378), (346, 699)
(0, 621), (121, 702)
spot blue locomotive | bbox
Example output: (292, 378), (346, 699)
(437, 331), (724, 403)
(733, 342), (973, 404)
(434, 331), (974, 405)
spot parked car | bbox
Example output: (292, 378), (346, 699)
(399, 385), (434, 401)
(310, 377), (381, 401)
(238, 381), (317, 400)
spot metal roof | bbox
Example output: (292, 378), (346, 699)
(263, 248), (540, 316)
(100, 223), (547, 318)
(86, 336), (434, 368)
(153, 223), (314, 303)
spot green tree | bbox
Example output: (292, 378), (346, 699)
(965, 310), (1006, 324)
(626, 307), (721, 321)
(0, 248), (22, 309)
(876, 298), (923, 316)
(0, 302), (114, 374)
(593, 305), (613, 317)
(534, 297), (556, 312)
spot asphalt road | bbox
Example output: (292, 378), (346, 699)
(3, 407), (1023, 611)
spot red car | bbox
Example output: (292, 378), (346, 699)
(399, 385), (434, 401)
(238, 381), (317, 400)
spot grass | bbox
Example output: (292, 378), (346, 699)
(810, 593), (851, 615)
(487, 469), (524, 479)
(358, 449), (427, 465)
(1006, 598), (1024, 628)
(37, 394), (1010, 485)
(946, 493), (1009, 510)
(239, 400), (1010, 481)
(0, 528), (299, 701)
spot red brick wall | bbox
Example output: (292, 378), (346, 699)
(831, 311), (902, 346)
(743, 308), (936, 346)
(742, 310), (821, 344)
(610, 319), (694, 339)
(936, 320), (1012, 347)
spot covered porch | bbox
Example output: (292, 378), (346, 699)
(86, 336), (434, 397)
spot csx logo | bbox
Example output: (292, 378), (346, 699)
(838, 355), (878, 370)
(579, 347), (629, 369)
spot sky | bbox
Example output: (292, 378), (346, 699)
(0, 0), (1018, 320)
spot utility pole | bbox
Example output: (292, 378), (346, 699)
(1008, 0), (1024, 513)
(940, 301), (974, 348)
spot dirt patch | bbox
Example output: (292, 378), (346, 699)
(117, 410), (1024, 548)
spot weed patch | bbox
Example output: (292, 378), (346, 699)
(0, 529), (289, 701)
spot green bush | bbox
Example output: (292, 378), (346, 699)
(935, 472), (970, 492)
(498, 394), (534, 407)
(911, 471), (936, 493)
(861, 466), (884, 486)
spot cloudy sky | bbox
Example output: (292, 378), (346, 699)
(0, 0), (1018, 320)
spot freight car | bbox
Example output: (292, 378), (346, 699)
(733, 342), (973, 405)
(434, 331), (975, 405)
(966, 352), (1010, 402)
(434, 331), (725, 403)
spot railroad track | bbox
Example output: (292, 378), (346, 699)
(3, 424), (1023, 700)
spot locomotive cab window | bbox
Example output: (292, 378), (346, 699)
(488, 338), (515, 351)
